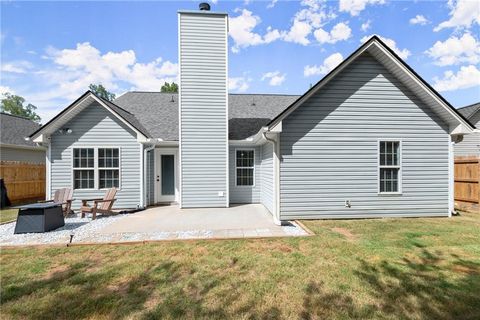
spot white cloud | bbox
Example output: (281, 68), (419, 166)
(28, 42), (177, 104)
(409, 15), (429, 25)
(314, 22), (352, 44)
(339, 0), (385, 16)
(1, 61), (33, 74)
(361, 35), (411, 60)
(283, 19), (312, 45)
(361, 20), (371, 32)
(261, 71), (286, 86)
(426, 33), (480, 66)
(304, 52), (344, 77)
(267, 0), (278, 9)
(229, 76), (251, 92)
(264, 26), (282, 43)
(0, 85), (15, 95)
(433, 65), (480, 91)
(434, 0), (480, 31)
(282, 0), (336, 45)
(229, 9), (265, 53)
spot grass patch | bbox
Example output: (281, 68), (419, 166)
(1, 212), (479, 319)
(0, 208), (18, 224)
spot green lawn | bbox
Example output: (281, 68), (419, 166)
(1, 212), (479, 319)
(0, 208), (18, 224)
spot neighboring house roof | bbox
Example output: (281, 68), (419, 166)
(457, 102), (480, 120)
(0, 112), (42, 148)
(113, 92), (299, 140)
(267, 35), (475, 133)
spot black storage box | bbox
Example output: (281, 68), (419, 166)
(14, 203), (65, 234)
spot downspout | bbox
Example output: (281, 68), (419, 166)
(143, 144), (156, 209)
(263, 131), (282, 225)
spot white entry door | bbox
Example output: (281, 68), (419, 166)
(155, 149), (178, 203)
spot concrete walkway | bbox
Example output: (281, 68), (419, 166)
(97, 204), (308, 239)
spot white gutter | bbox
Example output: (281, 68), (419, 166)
(262, 130), (282, 226)
(142, 144), (156, 208)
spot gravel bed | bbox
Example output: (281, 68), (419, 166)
(0, 214), (128, 246)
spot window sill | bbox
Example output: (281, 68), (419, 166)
(378, 192), (402, 196)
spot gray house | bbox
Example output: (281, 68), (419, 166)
(0, 112), (45, 163)
(455, 103), (479, 157)
(29, 8), (475, 224)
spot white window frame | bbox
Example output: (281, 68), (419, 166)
(98, 147), (121, 190)
(235, 148), (255, 187)
(377, 140), (402, 195)
(72, 147), (95, 190)
(71, 146), (121, 190)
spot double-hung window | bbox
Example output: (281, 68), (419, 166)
(98, 148), (120, 189)
(379, 141), (401, 193)
(72, 147), (120, 189)
(73, 148), (95, 189)
(236, 149), (254, 186)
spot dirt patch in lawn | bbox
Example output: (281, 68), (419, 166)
(331, 227), (358, 241)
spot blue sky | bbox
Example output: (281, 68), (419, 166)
(1, 0), (479, 122)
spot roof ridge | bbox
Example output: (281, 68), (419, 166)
(123, 91), (300, 96)
(0, 112), (40, 123)
(91, 91), (135, 115)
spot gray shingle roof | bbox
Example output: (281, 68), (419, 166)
(457, 102), (480, 120)
(113, 92), (299, 140)
(0, 113), (42, 147)
(95, 95), (152, 138)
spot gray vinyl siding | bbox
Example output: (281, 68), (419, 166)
(280, 52), (450, 219)
(455, 114), (479, 157)
(229, 146), (261, 204)
(260, 142), (274, 214)
(50, 104), (142, 209)
(179, 12), (228, 207)
(146, 149), (155, 206)
(0, 146), (45, 163)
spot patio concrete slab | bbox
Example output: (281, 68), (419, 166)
(98, 204), (289, 234)
(0, 204), (308, 246)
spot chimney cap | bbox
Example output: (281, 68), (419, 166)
(199, 2), (210, 11)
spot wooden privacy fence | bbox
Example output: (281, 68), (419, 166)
(0, 161), (46, 205)
(454, 157), (479, 213)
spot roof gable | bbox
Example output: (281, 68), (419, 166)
(29, 91), (150, 142)
(268, 36), (475, 134)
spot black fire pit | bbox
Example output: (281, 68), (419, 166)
(14, 203), (65, 234)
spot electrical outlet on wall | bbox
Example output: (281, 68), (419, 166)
(345, 200), (351, 208)
(218, 191), (224, 197)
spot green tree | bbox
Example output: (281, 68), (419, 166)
(0, 93), (41, 123)
(89, 84), (116, 101)
(160, 82), (178, 93)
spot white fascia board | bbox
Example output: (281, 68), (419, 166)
(30, 94), (92, 141)
(268, 45), (367, 130)
(371, 43), (474, 133)
(269, 39), (474, 133)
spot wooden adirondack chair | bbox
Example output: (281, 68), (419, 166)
(39, 188), (74, 217)
(80, 188), (117, 220)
